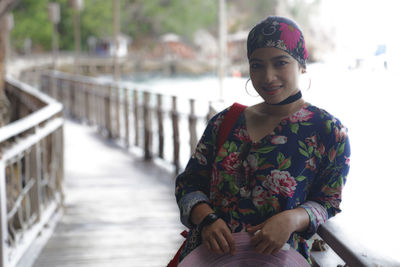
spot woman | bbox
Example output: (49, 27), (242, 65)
(175, 16), (350, 265)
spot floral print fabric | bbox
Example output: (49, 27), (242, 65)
(247, 16), (308, 67)
(175, 103), (350, 263)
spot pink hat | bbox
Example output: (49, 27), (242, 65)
(178, 232), (309, 267)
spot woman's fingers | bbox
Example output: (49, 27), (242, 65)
(222, 230), (236, 255)
(201, 219), (236, 255)
(251, 229), (282, 255)
(209, 236), (225, 254)
(215, 232), (230, 254)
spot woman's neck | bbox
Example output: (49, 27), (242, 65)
(254, 98), (305, 118)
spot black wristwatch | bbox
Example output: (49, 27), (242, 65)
(197, 213), (219, 234)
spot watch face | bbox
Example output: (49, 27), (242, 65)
(209, 213), (218, 220)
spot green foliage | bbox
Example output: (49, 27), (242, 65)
(121, 0), (217, 40)
(11, 0), (53, 51)
(11, 0), (217, 52)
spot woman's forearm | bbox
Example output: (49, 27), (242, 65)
(284, 207), (310, 233)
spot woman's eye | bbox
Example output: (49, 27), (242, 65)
(250, 63), (262, 69)
(275, 61), (288, 67)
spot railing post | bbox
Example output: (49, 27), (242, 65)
(32, 127), (43, 221)
(143, 92), (152, 160)
(115, 84), (121, 139)
(84, 83), (90, 123)
(189, 99), (198, 156)
(172, 96), (180, 174)
(55, 77), (60, 101)
(97, 85), (103, 129)
(207, 101), (217, 121)
(61, 79), (68, 116)
(105, 85), (113, 139)
(157, 94), (164, 159)
(58, 125), (65, 204)
(133, 90), (139, 146)
(124, 88), (130, 147)
(90, 84), (96, 126)
(79, 82), (85, 121)
(50, 73), (57, 99)
(70, 80), (76, 118)
(0, 161), (8, 267)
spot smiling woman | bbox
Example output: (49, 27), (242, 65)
(172, 16), (351, 266)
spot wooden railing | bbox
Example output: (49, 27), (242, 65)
(39, 70), (217, 174)
(0, 76), (64, 267)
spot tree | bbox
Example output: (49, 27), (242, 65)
(10, 0), (218, 52)
(0, 0), (18, 127)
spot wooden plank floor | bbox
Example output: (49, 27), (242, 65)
(32, 120), (185, 267)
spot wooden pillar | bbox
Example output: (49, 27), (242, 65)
(189, 99), (198, 155)
(70, 80), (76, 118)
(96, 85), (103, 128)
(115, 84), (120, 139)
(0, 161), (8, 267)
(105, 85), (112, 138)
(171, 96), (180, 174)
(124, 88), (130, 147)
(57, 125), (64, 204)
(143, 92), (152, 160)
(32, 126), (42, 221)
(84, 83), (90, 123)
(55, 77), (60, 101)
(157, 94), (164, 159)
(207, 101), (217, 121)
(88, 83), (94, 125)
(67, 80), (73, 117)
(23, 150), (31, 221)
(133, 90), (139, 146)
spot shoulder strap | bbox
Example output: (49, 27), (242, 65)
(217, 102), (247, 154)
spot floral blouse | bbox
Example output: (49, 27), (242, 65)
(175, 102), (351, 264)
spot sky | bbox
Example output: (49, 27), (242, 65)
(321, 0), (400, 58)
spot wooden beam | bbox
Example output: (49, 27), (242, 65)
(317, 217), (399, 266)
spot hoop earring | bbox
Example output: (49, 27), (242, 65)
(307, 77), (312, 91)
(245, 78), (259, 97)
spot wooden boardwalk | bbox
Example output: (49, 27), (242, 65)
(28, 120), (185, 267)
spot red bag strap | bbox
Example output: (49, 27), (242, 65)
(217, 102), (247, 154)
(167, 231), (189, 267)
(168, 104), (246, 267)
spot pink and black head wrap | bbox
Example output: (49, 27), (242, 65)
(247, 16), (308, 68)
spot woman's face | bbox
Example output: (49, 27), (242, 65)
(249, 47), (304, 104)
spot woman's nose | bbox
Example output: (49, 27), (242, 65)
(264, 69), (277, 83)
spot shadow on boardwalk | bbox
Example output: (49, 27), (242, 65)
(30, 120), (185, 267)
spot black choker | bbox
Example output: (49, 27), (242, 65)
(271, 91), (302, 105)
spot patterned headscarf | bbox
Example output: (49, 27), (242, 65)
(247, 16), (308, 67)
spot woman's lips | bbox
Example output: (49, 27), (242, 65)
(263, 86), (282, 95)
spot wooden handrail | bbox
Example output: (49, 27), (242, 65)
(39, 70), (215, 174)
(0, 76), (62, 143)
(0, 76), (64, 267)
(313, 215), (399, 267)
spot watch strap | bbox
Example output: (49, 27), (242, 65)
(197, 213), (219, 234)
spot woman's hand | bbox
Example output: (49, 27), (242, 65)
(247, 208), (309, 255)
(201, 218), (236, 255)
(190, 203), (236, 255)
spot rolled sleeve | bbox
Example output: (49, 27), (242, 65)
(178, 191), (210, 228)
(299, 200), (328, 239)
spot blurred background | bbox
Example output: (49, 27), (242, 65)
(1, 0), (400, 266)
